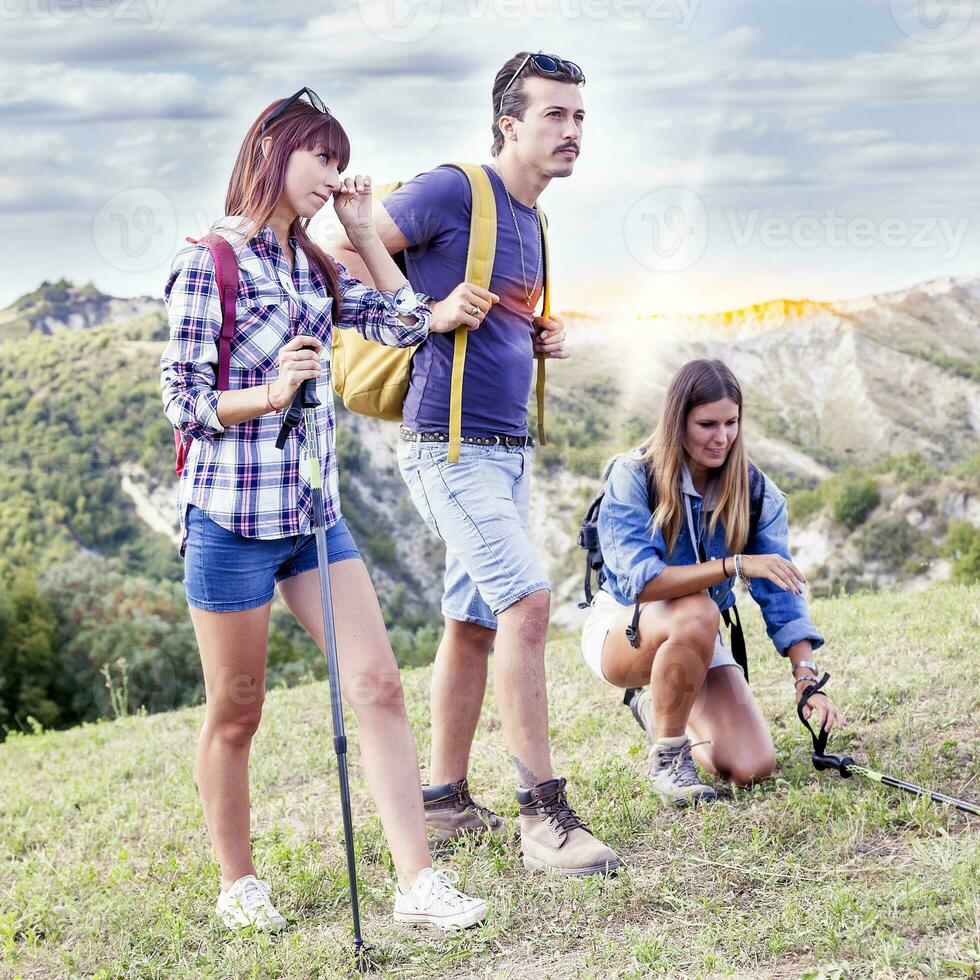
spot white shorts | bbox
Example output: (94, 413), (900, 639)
(581, 590), (737, 688)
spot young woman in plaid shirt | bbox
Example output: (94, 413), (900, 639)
(161, 90), (486, 933)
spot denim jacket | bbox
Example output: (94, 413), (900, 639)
(597, 453), (824, 657)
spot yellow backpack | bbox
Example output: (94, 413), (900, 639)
(331, 162), (550, 463)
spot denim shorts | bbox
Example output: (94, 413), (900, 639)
(396, 439), (550, 629)
(183, 505), (361, 612)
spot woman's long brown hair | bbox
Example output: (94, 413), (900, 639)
(225, 97), (351, 321)
(637, 359), (750, 555)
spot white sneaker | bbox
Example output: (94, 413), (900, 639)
(216, 875), (288, 932)
(393, 868), (487, 930)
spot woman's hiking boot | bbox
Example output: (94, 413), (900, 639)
(648, 736), (717, 806)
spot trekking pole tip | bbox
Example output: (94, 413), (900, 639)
(354, 939), (376, 973)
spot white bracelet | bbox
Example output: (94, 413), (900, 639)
(733, 553), (747, 586)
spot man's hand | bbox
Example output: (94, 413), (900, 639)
(532, 314), (569, 359)
(429, 282), (499, 334)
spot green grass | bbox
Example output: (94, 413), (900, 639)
(2, 585), (979, 978)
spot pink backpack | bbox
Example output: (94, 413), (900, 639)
(173, 233), (240, 476)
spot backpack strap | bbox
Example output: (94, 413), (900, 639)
(193, 232), (240, 391)
(535, 209), (550, 447)
(446, 163), (496, 463)
(173, 233), (239, 476)
(748, 463), (766, 538)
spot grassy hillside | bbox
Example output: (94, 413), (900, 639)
(2, 584), (978, 979)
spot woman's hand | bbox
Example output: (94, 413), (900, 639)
(269, 335), (322, 409)
(796, 679), (845, 733)
(333, 175), (375, 241)
(741, 554), (807, 594)
(429, 282), (499, 334)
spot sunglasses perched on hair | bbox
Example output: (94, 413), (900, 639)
(498, 53), (585, 113)
(261, 87), (330, 134)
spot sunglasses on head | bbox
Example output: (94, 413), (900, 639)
(261, 87), (330, 134)
(498, 52), (585, 114)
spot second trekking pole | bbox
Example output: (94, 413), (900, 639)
(276, 367), (371, 969)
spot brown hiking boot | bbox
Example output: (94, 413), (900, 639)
(517, 778), (620, 877)
(422, 778), (507, 844)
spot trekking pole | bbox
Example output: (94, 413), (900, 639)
(276, 364), (372, 970)
(798, 674), (980, 817)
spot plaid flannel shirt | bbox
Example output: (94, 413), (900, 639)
(161, 218), (430, 553)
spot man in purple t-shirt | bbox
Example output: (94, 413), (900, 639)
(330, 52), (619, 877)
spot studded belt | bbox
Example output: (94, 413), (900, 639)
(399, 426), (535, 449)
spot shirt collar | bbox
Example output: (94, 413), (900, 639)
(213, 216), (298, 251)
(681, 461), (718, 510)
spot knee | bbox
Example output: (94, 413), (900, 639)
(666, 596), (720, 653)
(346, 666), (407, 717)
(205, 684), (265, 747)
(505, 589), (550, 642)
(725, 749), (776, 787)
(445, 619), (496, 657)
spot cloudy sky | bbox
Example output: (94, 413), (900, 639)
(1, 0), (979, 315)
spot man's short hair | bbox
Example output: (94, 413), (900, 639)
(491, 51), (584, 156)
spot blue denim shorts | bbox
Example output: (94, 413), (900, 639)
(396, 439), (550, 629)
(183, 505), (361, 612)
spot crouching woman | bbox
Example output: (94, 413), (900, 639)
(581, 358), (844, 805)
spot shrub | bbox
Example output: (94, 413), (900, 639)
(0, 574), (61, 737)
(831, 475), (880, 529)
(788, 488), (824, 524)
(855, 517), (936, 573)
(946, 521), (980, 584)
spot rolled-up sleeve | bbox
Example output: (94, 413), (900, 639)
(746, 483), (824, 656)
(335, 261), (430, 348)
(160, 246), (225, 442)
(597, 458), (668, 603)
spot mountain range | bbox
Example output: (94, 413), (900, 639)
(1, 272), (977, 631)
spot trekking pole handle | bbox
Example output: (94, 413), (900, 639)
(300, 344), (321, 409)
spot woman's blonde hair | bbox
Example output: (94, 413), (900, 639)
(637, 358), (750, 555)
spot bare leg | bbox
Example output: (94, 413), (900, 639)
(278, 560), (430, 891)
(600, 594), (719, 737)
(687, 665), (776, 786)
(189, 602), (272, 890)
(428, 617), (496, 785)
(492, 589), (553, 786)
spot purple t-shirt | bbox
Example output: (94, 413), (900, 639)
(382, 164), (544, 437)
